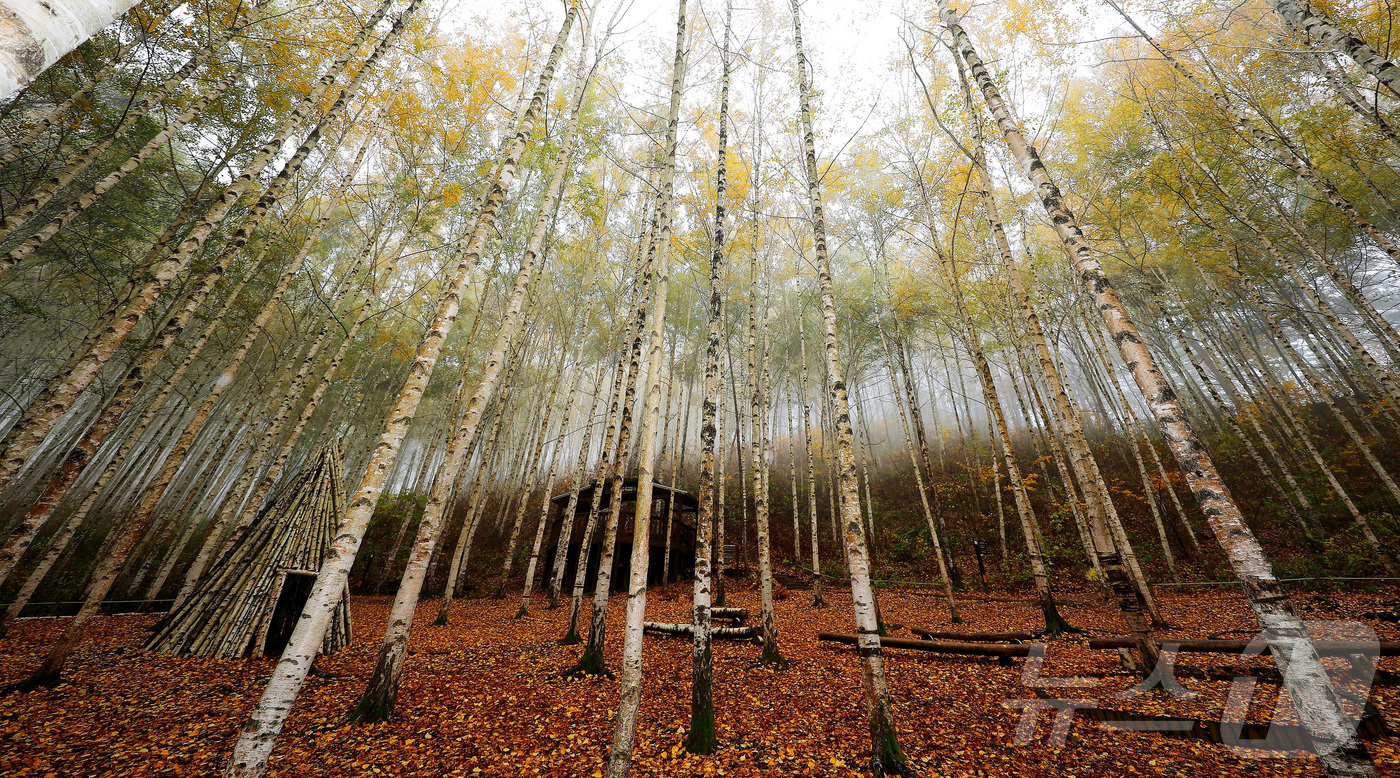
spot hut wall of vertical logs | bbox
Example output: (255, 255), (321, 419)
(543, 477), (698, 591)
(145, 443), (352, 659)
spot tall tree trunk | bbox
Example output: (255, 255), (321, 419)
(941, 239), (1070, 631)
(433, 394), (508, 624)
(684, 2), (728, 752)
(0, 0), (146, 100)
(495, 339), (569, 598)
(558, 309), (635, 641)
(797, 293), (823, 607)
(792, 0), (908, 773)
(0, 0), (396, 489)
(661, 359), (691, 587)
(713, 345), (728, 607)
(546, 369), (609, 609)
(943, 43), (1163, 661)
(344, 19), (585, 723)
(787, 385), (801, 559)
(222, 5), (575, 770)
(873, 305), (960, 621)
(566, 202), (661, 675)
(745, 176), (785, 661)
(1164, 302), (1318, 538)
(606, 2), (686, 772)
(942, 4), (1379, 772)
(520, 352), (589, 616)
(1269, 0), (1400, 98)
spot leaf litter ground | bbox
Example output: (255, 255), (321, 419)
(1, 585), (1397, 776)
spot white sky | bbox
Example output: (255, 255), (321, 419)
(435, 0), (907, 138)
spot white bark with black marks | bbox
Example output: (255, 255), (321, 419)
(0, 0), (144, 99)
(606, 2), (686, 773)
(942, 3), (1378, 773)
(223, 4), (575, 769)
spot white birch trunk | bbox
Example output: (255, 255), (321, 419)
(797, 295), (822, 606)
(222, 3), (574, 768)
(495, 344), (568, 596)
(338, 5), (581, 724)
(546, 370), (608, 608)
(569, 199), (663, 674)
(685, 2), (728, 752)
(0, 0), (143, 99)
(1270, 0), (1400, 98)
(944, 46), (1163, 657)
(943, 4), (1379, 772)
(792, 1), (908, 772)
(519, 356), (587, 616)
(606, 3), (687, 773)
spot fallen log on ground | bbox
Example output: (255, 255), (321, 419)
(644, 621), (758, 639)
(818, 632), (1030, 663)
(709, 607), (749, 624)
(1088, 637), (1400, 656)
(911, 627), (1033, 642)
(1075, 706), (1391, 744)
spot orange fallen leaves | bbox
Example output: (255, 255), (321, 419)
(0, 587), (1395, 776)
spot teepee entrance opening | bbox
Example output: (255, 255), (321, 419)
(145, 443), (352, 659)
(262, 570), (318, 656)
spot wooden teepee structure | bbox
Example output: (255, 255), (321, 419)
(146, 442), (352, 659)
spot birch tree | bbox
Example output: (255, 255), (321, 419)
(791, 0), (910, 773)
(683, 0), (728, 754)
(221, 5), (578, 771)
(605, 0), (686, 772)
(939, 3), (1379, 773)
(0, 0), (145, 99)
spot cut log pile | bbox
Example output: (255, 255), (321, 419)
(643, 621), (759, 640)
(642, 606), (756, 640)
(710, 606), (748, 625)
(145, 443), (351, 659)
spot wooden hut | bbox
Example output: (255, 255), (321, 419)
(145, 443), (351, 659)
(542, 477), (698, 592)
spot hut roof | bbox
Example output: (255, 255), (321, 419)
(551, 477), (699, 512)
(145, 443), (351, 659)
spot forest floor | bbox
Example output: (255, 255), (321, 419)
(1, 583), (1398, 776)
